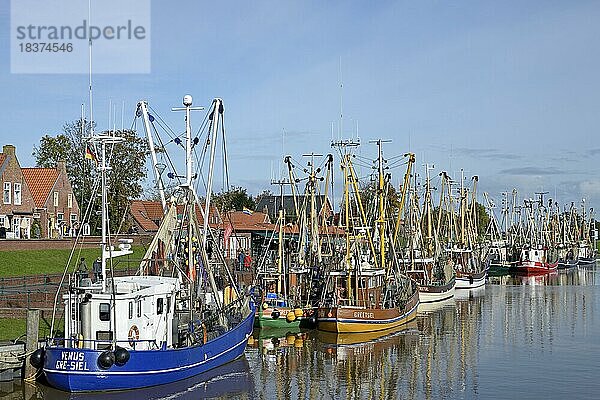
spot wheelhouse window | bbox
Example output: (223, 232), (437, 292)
(13, 183), (21, 205)
(157, 298), (164, 315)
(3, 182), (10, 204)
(137, 300), (142, 318)
(99, 303), (111, 321)
(128, 301), (133, 319)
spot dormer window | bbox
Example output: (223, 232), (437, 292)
(3, 182), (10, 204)
(14, 183), (21, 205)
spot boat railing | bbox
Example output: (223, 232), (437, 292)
(47, 337), (160, 350)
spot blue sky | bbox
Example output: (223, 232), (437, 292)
(1, 1), (599, 212)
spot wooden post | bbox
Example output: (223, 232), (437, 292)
(24, 309), (40, 379)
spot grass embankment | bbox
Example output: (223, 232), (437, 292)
(0, 246), (146, 340)
(0, 246), (146, 277)
(0, 318), (54, 342)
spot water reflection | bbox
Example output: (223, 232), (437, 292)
(488, 266), (597, 286)
(8, 357), (252, 400)
(4, 265), (598, 399)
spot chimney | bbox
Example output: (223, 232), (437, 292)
(57, 159), (67, 174)
(2, 144), (15, 156)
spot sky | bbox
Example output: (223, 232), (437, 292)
(1, 1), (599, 215)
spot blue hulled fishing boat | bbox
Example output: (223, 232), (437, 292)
(33, 97), (255, 392)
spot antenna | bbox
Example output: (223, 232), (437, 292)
(88, 0), (94, 135)
(171, 95), (204, 188)
(339, 56), (343, 140)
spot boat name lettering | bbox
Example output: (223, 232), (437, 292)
(54, 351), (89, 371)
(61, 351), (85, 361)
(353, 311), (375, 319)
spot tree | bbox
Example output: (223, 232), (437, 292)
(254, 189), (274, 211)
(33, 119), (148, 234)
(211, 186), (255, 212)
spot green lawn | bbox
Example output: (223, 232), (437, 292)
(0, 246), (147, 277)
(0, 317), (56, 341)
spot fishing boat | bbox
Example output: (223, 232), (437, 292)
(398, 160), (455, 304)
(252, 154), (335, 329)
(438, 171), (488, 289)
(317, 140), (419, 333)
(486, 191), (520, 275)
(510, 194), (558, 275)
(34, 97), (254, 392)
(515, 246), (558, 274)
(577, 201), (597, 266)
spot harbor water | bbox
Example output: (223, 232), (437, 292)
(3, 265), (598, 399)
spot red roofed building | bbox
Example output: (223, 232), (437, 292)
(22, 160), (80, 239)
(129, 200), (164, 233)
(0, 145), (36, 239)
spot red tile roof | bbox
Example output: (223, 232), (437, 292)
(130, 200), (164, 232)
(21, 168), (59, 208)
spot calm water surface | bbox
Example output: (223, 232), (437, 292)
(3, 265), (598, 399)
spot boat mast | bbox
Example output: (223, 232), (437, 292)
(139, 101), (167, 210)
(371, 139), (391, 272)
(90, 134), (124, 293)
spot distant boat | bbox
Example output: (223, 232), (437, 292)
(512, 246), (558, 274)
(399, 161), (456, 304)
(35, 97), (255, 392)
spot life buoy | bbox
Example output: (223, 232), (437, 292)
(128, 325), (140, 347)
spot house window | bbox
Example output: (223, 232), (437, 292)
(67, 193), (73, 208)
(99, 303), (111, 321)
(157, 298), (164, 315)
(14, 183), (21, 205)
(57, 213), (64, 224)
(70, 213), (77, 227)
(53, 191), (59, 207)
(3, 182), (10, 204)
(12, 217), (20, 238)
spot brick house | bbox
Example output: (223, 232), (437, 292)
(22, 160), (80, 239)
(0, 145), (36, 239)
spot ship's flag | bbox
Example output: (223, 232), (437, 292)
(85, 145), (97, 164)
(242, 207), (253, 215)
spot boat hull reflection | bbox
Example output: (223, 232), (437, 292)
(38, 356), (253, 400)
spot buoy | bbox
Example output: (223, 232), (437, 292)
(271, 309), (281, 319)
(294, 308), (303, 317)
(262, 303), (269, 310)
(98, 351), (115, 369)
(114, 347), (130, 366)
(30, 348), (44, 369)
(286, 334), (296, 345)
(286, 312), (296, 322)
